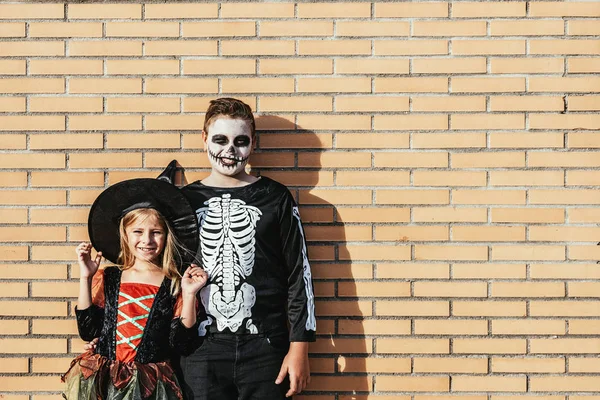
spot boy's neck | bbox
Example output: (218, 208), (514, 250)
(202, 171), (259, 188)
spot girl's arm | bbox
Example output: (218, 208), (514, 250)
(75, 242), (105, 342)
(76, 242), (102, 310)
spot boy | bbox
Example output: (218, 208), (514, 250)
(179, 98), (316, 399)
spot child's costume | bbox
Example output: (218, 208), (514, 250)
(178, 176), (316, 399)
(62, 178), (201, 400)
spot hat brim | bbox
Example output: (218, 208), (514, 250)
(88, 178), (199, 269)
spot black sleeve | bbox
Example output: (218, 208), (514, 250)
(169, 318), (202, 356)
(75, 305), (105, 342)
(279, 191), (317, 342)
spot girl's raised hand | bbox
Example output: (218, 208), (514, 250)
(181, 265), (208, 296)
(76, 242), (102, 279)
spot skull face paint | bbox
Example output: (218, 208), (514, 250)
(204, 118), (253, 177)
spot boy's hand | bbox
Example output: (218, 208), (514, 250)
(181, 264), (208, 296)
(76, 242), (102, 279)
(275, 342), (310, 397)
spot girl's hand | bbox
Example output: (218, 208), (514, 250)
(181, 264), (208, 296)
(76, 242), (102, 279)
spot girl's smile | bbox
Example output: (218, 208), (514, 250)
(124, 215), (166, 264)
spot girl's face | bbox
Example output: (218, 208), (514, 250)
(203, 117), (254, 177)
(124, 214), (166, 265)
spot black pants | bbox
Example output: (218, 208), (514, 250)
(180, 332), (290, 400)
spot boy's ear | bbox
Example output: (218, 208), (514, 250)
(201, 130), (208, 149)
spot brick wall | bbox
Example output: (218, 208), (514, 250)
(1, 1), (600, 398)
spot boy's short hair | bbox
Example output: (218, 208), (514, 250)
(203, 97), (256, 137)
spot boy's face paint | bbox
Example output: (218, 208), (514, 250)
(204, 117), (253, 177)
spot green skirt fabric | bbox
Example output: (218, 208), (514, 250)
(62, 351), (183, 400)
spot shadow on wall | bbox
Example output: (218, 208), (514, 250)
(253, 115), (369, 398)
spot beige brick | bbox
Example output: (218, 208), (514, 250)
(452, 152), (525, 168)
(144, 40), (217, 56)
(260, 58), (331, 75)
(492, 282), (565, 297)
(30, 133), (102, 149)
(338, 282), (410, 297)
(222, 40), (294, 56)
(0, 301), (66, 317)
(312, 263), (372, 279)
(530, 39), (600, 55)
(0, 282), (27, 297)
(453, 226), (525, 242)
(414, 281), (486, 297)
(378, 376), (449, 392)
(0, 41), (64, 56)
(570, 319), (600, 334)
(374, 190), (449, 206)
(451, 113), (525, 130)
(0, 116), (64, 131)
(569, 58), (600, 73)
(336, 207), (409, 223)
(0, 78), (64, 94)
(30, 208), (88, 224)
(29, 59), (102, 75)
(68, 4), (141, 19)
(0, 357), (27, 373)
(69, 152), (142, 168)
(376, 225), (448, 241)
(0, 246), (28, 260)
(337, 21), (409, 37)
(414, 207), (487, 223)
(0, 60), (25, 75)
(569, 282), (600, 298)
(453, 40), (526, 55)
(106, 22), (179, 37)
(452, 2), (525, 17)
(70, 78), (141, 94)
(298, 2), (370, 18)
(69, 115), (141, 131)
(0, 208), (27, 223)
(530, 189), (600, 205)
(570, 245), (600, 260)
(305, 225), (370, 242)
(223, 77), (294, 94)
(183, 21), (255, 37)
(375, 39), (448, 56)
(453, 263), (526, 279)
(491, 57), (564, 74)
(186, 59), (256, 75)
(453, 301), (526, 317)
(32, 282), (78, 298)
(30, 22), (102, 38)
(492, 208), (564, 223)
(413, 58), (486, 74)
(0, 4), (64, 19)
(145, 4), (218, 19)
(260, 97), (332, 113)
(300, 189), (372, 205)
(377, 263), (449, 279)
(415, 320), (487, 335)
(260, 21), (332, 37)
(298, 77), (370, 93)
(493, 245), (565, 261)
(376, 2), (448, 17)
(308, 376), (372, 392)
(491, 20), (565, 36)
(569, 357), (600, 372)
(375, 115), (448, 131)
(335, 96), (408, 112)
(490, 96), (564, 112)
(531, 301), (600, 316)
(492, 319), (566, 335)
(492, 357), (565, 373)
(106, 97), (180, 113)
(376, 77), (448, 93)
(31, 171), (104, 187)
(530, 2), (600, 17)
(415, 21), (486, 37)
(337, 171), (408, 186)
(32, 356), (77, 372)
(569, 132), (600, 149)
(340, 244), (410, 260)
(146, 78), (217, 94)
(0, 97), (25, 112)
(531, 151), (600, 167)
(0, 172), (26, 187)
(69, 41), (142, 56)
(454, 338), (526, 354)
(297, 114), (370, 131)
(377, 338), (449, 354)
(453, 189), (526, 205)
(569, 96), (600, 111)
(413, 133), (486, 148)
(415, 245), (488, 261)
(106, 59), (179, 75)
(413, 171), (485, 186)
(0, 190), (65, 206)
(315, 301), (372, 317)
(222, 2), (293, 18)
(0, 376), (63, 391)
(490, 132), (564, 148)
(374, 152), (446, 167)
(569, 208), (600, 223)
(490, 171), (564, 187)
(414, 357), (488, 373)
(299, 40), (370, 56)
(30, 97), (102, 112)
(259, 133), (332, 149)
(531, 338), (600, 354)
(337, 356), (411, 372)
(531, 226), (600, 242)
(531, 77), (600, 93)
(0, 22), (25, 37)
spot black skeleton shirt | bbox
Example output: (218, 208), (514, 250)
(181, 177), (317, 342)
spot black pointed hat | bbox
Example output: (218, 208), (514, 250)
(88, 178), (199, 269)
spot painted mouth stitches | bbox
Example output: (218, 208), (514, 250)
(208, 150), (248, 168)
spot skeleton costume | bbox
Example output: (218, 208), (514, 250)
(62, 179), (201, 400)
(179, 176), (316, 399)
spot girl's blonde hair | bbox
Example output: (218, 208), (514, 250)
(117, 208), (182, 295)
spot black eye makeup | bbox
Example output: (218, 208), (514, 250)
(211, 134), (228, 145)
(234, 135), (251, 147)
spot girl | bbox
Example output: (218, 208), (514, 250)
(62, 178), (208, 400)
